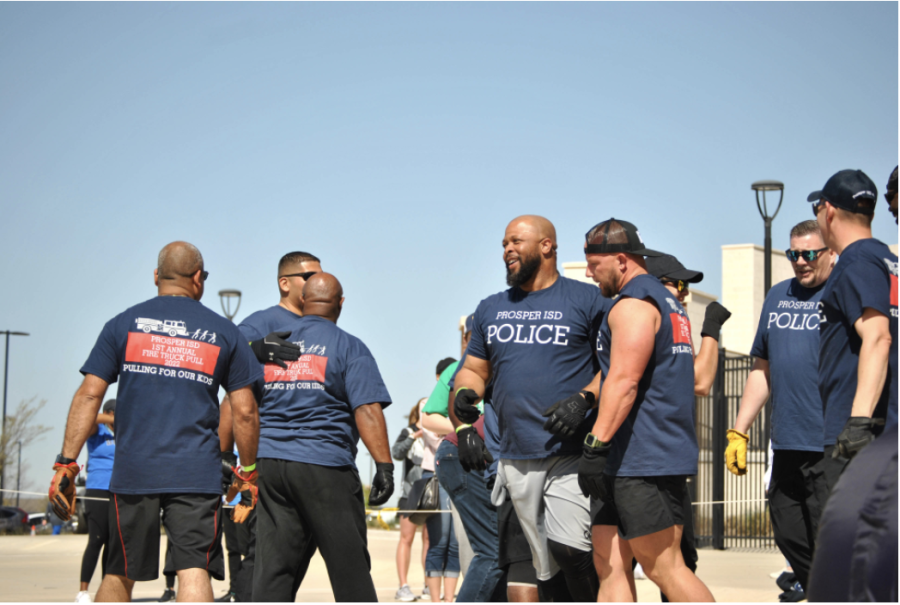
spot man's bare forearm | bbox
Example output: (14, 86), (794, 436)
(694, 336), (718, 396)
(851, 329), (891, 417)
(590, 374), (639, 442)
(61, 376), (109, 459)
(219, 394), (235, 452)
(355, 403), (391, 463)
(229, 387), (258, 467)
(734, 360), (770, 434)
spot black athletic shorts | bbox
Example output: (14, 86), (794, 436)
(591, 475), (687, 541)
(107, 492), (224, 582)
(497, 499), (533, 569)
(398, 497), (410, 519)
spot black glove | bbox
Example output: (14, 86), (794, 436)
(221, 451), (237, 495)
(454, 388), (482, 424)
(486, 475), (496, 491)
(457, 425), (494, 473)
(833, 417), (885, 460)
(368, 462), (395, 506)
(249, 331), (301, 369)
(541, 391), (595, 438)
(701, 302), (732, 342)
(577, 442), (612, 501)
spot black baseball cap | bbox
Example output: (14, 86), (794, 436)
(807, 169), (878, 216)
(645, 255), (704, 283)
(584, 218), (664, 257)
(102, 399), (116, 413)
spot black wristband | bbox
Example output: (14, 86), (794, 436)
(55, 455), (77, 466)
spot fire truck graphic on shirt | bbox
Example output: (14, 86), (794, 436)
(135, 317), (189, 337)
(126, 318), (221, 376)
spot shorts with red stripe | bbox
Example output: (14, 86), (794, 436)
(107, 492), (224, 582)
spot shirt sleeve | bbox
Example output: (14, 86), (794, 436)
(344, 343), (392, 410)
(223, 329), (265, 393)
(465, 301), (490, 361)
(423, 364), (456, 417)
(237, 322), (263, 343)
(79, 317), (122, 384)
(833, 257), (892, 325)
(749, 302), (770, 360)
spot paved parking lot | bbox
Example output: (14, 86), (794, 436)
(0, 531), (785, 602)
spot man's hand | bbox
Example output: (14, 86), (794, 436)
(48, 461), (80, 521)
(453, 388), (482, 424)
(227, 466), (258, 524)
(724, 429), (749, 476)
(542, 391), (595, 438)
(221, 451), (237, 495)
(701, 302), (732, 342)
(368, 462), (394, 506)
(577, 442), (611, 501)
(834, 417), (885, 460)
(457, 425), (494, 473)
(249, 331), (301, 369)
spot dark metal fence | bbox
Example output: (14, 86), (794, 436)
(691, 349), (776, 550)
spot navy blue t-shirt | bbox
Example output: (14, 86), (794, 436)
(466, 276), (609, 459)
(819, 239), (898, 447)
(597, 274), (698, 477)
(80, 296), (263, 495)
(257, 315), (392, 468)
(238, 304), (303, 343)
(750, 278), (826, 451)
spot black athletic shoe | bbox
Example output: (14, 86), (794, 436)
(775, 572), (797, 593)
(215, 592), (236, 602)
(778, 582), (807, 603)
(159, 588), (176, 602)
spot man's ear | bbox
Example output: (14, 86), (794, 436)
(278, 277), (291, 296)
(154, 268), (160, 287)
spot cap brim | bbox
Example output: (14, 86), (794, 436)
(807, 190), (824, 202)
(664, 268), (704, 283)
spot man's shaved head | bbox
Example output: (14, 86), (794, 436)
(300, 273), (344, 323)
(158, 241), (203, 280)
(507, 215), (558, 250)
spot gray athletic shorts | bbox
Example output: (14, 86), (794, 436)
(492, 456), (591, 581)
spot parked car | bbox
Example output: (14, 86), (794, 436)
(0, 506), (30, 534)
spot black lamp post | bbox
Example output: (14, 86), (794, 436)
(218, 290), (242, 323)
(751, 180), (785, 296)
(1, 330), (29, 499)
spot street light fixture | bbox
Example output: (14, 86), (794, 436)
(1, 330), (29, 500)
(218, 290), (242, 322)
(751, 180), (785, 296)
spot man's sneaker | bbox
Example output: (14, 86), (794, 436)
(215, 592), (236, 602)
(778, 582), (807, 603)
(634, 563), (647, 580)
(395, 585), (417, 602)
(775, 572), (797, 593)
(159, 588), (176, 602)
(75, 591), (92, 603)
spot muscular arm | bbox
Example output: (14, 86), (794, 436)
(589, 298), (658, 442)
(61, 375), (109, 459)
(693, 335), (719, 396)
(229, 387), (258, 467)
(850, 308), (892, 417)
(449, 355), (492, 428)
(733, 358), (771, 434)
(581, 370), (603, 404)
(219, 394), (235, 452)
(355, 402), (392, 463)
(422, 412), (455, 436)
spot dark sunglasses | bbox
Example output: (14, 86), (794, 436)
(662, 279), (689, 293)
(785, 247), (828, 262)
(812, 200), (826, 217)
(280, 271), (318, 281)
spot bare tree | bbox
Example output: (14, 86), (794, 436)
(0, 397), (52, 504)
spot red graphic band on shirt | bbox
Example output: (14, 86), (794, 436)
(125, 332), (221, 375)
(891, 275), (898, 307)
(264, 355), (328, 383)
(670, 313), (692, 345)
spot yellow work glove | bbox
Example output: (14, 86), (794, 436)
(724, 429), (749, 476)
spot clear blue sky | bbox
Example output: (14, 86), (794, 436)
(0, 3), (896, 495)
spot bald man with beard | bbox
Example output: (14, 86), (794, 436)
(50, 241), (262, 602)
(251, 274), (395, 602)
(452, 215), (610, 601)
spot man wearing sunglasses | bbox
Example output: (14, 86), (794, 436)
(50, 241), (262, 602)
(217, 250), (323, 602)
(807, 169), (897, 522)
(723, 220), (834, 594)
